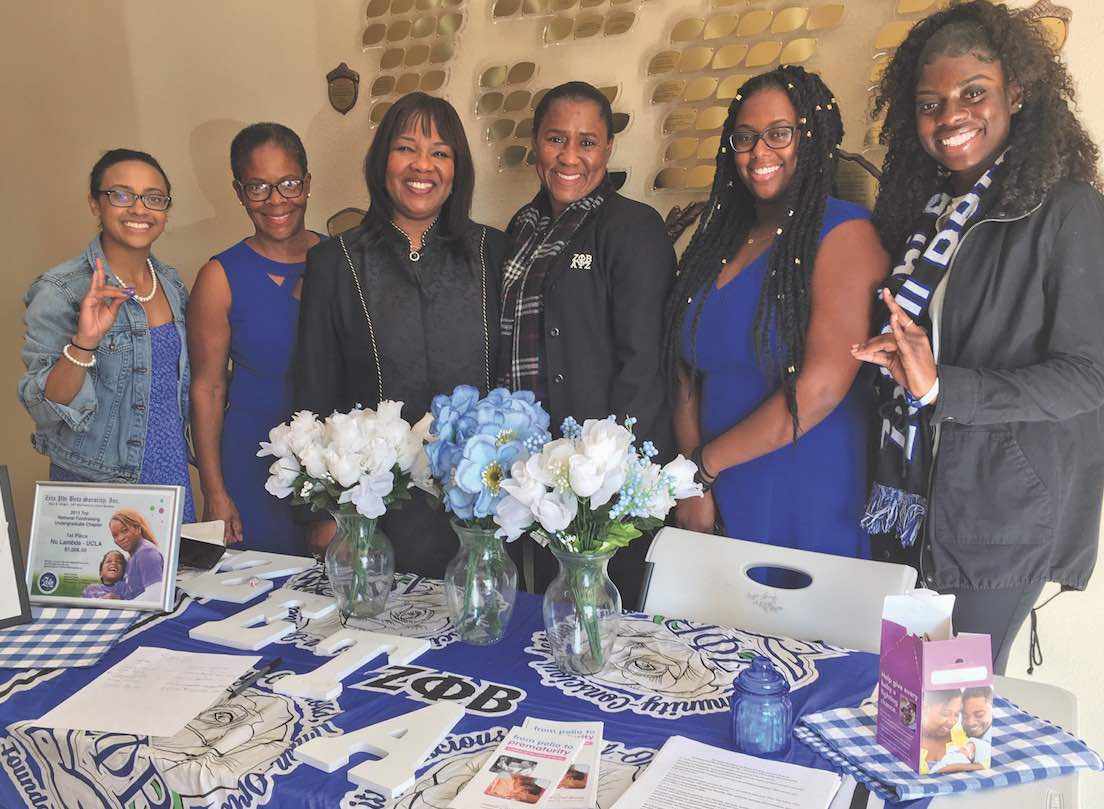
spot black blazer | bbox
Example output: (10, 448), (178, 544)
(510, 192), (677, 457)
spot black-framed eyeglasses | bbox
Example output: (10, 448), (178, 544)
(96, 188), (172, 211)
(237, 177), (306, 202)
(728, 126), (798, 153)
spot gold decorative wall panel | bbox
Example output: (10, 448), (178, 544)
(340, 0), (1072, 225)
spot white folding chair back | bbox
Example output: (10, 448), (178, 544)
(641, 527), (917, 652)
(931, 676), (1079, 808)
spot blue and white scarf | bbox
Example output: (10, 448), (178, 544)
(862, 154), (1005, 547)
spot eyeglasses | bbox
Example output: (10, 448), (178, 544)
(728, 126), (798, 153)
(96, 189), (172, 211)
(237, 177), (306, 202)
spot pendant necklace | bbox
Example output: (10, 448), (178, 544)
(390, 217), (438, 262)
(115, 258), (158, 303)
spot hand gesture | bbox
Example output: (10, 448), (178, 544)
(851, 288), (938, 400)
(203, 491), (244, 545)
(676, 489), (718, 534)
(76, 258), (130, 348)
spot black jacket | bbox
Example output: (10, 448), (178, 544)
(914, 181), (1104, 590)
(502, 191), (676, 608)
(517, 191), (677, 456)
(291, 219), (507, 578)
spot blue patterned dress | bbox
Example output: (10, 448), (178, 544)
(52, 323), (195, 521)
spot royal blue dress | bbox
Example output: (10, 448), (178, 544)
(682, 197), (871, 561)
(216, 238), (310, 556)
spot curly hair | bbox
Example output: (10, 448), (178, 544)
(872, 0), (1100, 253)
(663, 65), (844, 438)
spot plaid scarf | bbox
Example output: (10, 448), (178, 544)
(862, 154), (1005, 547)
(497, 177), (612, 399)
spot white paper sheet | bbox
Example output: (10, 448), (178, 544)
(35, 646), (259, 737)
(609, 736), (840, 809)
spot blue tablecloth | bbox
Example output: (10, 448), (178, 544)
(0, 567), (887, 808)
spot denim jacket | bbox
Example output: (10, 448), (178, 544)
(19, 236), (190, 481)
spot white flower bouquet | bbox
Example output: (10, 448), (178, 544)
(494, 416), (703, 552)
(493, 415), (703, 673)
(258, 402), (432, 619)
(258, 402), (431, 519)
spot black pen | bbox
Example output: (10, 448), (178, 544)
(226, 657), (282, 699)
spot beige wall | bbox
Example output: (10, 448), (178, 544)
(2, 1), (1102, 802)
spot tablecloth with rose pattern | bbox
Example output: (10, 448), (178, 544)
(0, 567), (890, 809)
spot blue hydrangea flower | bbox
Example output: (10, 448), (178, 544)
(430, 384), (480, 444)
(454, 434), (525, 518)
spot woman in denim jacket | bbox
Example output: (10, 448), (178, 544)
(19, 149), (194, 520)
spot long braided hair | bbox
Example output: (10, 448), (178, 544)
(664, 65), (844, 438)
(872, 0), (1100, 254)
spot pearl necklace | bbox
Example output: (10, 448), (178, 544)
(116, 258), (158, 303)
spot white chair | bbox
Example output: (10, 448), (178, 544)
(639, 527), (917, 652)
(930, 676), (1081, 809)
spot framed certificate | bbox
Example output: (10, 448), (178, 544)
(0, 466), (32, 629)
(25, 482), (184, 613)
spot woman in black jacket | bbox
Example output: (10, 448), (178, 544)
(497, 81), (677, 606)
(851, 1), (1104, 673)
(293, 92), (506, 577)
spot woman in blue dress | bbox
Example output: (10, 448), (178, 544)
(188, 123), (321, 554)
(20, 149), (195, 521)
(665, 66), (887, 562)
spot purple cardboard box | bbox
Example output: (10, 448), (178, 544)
(877, 619), (994, 774)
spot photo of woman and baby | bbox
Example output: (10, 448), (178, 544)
(920, 686), (994, 775)
(80, 509), (165, 601)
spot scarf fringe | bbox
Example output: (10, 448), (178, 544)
(861, 483), (927, 548)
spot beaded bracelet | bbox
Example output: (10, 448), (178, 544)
(61, 343), (96, 368)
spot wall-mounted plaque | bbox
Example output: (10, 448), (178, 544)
(327, 62), (361, 115)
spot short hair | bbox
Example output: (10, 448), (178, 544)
(89, 149), (171, 197)
(110, 508), (157, 546)
(963, 686), (993, 704)
(362, 92), (474, 251)
(532, 81), (614, 141)
(99, 550), (126, 571)
(230, 122), (309, 180)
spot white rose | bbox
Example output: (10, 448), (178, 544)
(299, 444), (328, 480)
(264, 456), (300, 498)
(324, 411), (365, 457)
(397, 412), (433, 472)
(662, 455), (704, 501)
(287, 410), (324, 456)
(338, 469), (395, 519)
(528, 439), (575, 488)
(577, 419), (633, 506)
(501, 459), (549, 508)
(362, 436), (399, 477)
(533, 488), (578, 534)
(323, 448), (363, 489)
(494, 494), (535, 541)
(257, 422), (294, 459)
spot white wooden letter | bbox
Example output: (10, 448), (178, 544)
(180, 551), (315, 603)
(189, 588), (336, 650)
(274, 628), (430, 700)
(294, 702), (464, 797)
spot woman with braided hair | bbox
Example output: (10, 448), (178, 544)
(667, 66), (887, 564)
(852, 0), (1104, 673)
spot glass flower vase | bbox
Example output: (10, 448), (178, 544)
(542, 547), (621, 675)
(325, 511), (394, 620)
(444, 523), (518, 645)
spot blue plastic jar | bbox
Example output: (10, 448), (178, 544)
(731, 656), (793, 756)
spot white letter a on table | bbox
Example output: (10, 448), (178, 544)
(294, 702), (464, 797)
